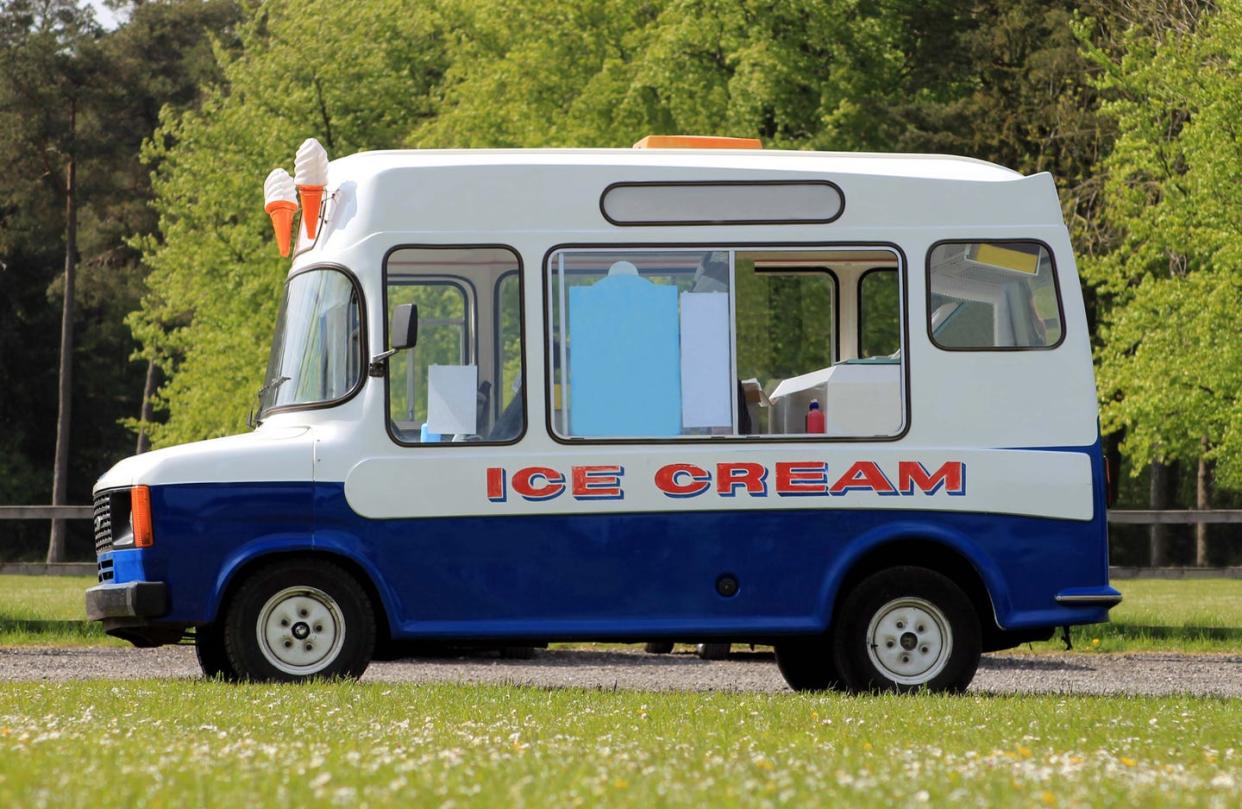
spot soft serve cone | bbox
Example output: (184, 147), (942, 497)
(295, 138), (329, 240)
(263, 168), (298, 257)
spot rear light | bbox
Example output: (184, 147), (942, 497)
(131, 485), (154, 548)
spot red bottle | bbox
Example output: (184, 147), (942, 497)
(805, 399), (825, 433)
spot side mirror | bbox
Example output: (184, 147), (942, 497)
(391, 303), (418, 350)
(369, 303), (418, 377)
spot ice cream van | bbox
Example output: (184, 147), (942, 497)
(86, 135), (1120, 691)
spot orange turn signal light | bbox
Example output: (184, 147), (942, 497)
(131, 485), (154, 548)
(632, 135), (763, 150)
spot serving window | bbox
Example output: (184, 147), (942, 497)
(545, 246), (905, 441)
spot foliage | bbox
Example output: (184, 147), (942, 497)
(2, 0), (1240, 525)
(734, 261), (835, 395)
(414, 0), (910, 150)
(138, 0), (1139, 451)
(1081, 0), (1242, 487)
(0, 0), (106, 521)
(133, 0), (448, 445)
(0, 1), (239, 559)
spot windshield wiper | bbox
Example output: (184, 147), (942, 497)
(250, 376), (291, 428)
(257, 375), (291, 399)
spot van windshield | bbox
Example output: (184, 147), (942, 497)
(259, 268), (362, 418)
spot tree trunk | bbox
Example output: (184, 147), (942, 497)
(1148, 460), (1171, 567)
(47, 103), (77, 564)
(135, 358), (158, 454)
(1195, 439), (1211, 567)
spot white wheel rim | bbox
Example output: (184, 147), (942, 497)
(865, 596), (952, 686)
(256, 586), (346, 676)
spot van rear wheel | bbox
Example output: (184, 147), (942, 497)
(222, 559), (376, 682)
(833, 566), (980, 693)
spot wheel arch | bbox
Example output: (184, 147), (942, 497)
(208, 544), (394, 644)
(819, 525), (1011, 643)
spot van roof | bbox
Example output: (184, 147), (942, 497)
(333, 147), (1024, 184)
(295, 147), (1064, 259)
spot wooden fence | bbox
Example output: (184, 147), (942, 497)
(4, 506), (1239, 523)
(1, 506), (1239, 578)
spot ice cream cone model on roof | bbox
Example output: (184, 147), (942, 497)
(295, 138), (329, 240)
(263, 168), (298, 257)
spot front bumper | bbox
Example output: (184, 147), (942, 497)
(85, 581), (183, 647)
(85, 581), (168, 621)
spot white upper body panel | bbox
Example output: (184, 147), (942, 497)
(300, 149), (1057, 256)
(96, 147), (1098, 521)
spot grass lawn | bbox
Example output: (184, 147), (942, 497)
(0, 575), (120, 647)
(0, 574), (1240, 653)
(1060, 578), (1242, 654)
(0, 682), (1238, 807)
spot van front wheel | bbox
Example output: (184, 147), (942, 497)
(223, 559), (376, 682)
(833, 566), (980, 693)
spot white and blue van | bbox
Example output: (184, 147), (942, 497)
(86, 137), (1120, 691)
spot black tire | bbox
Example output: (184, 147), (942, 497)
(195, 622), (237, 681)
(774, 635), (841, 691)
(696, 642), (731, 660)
(222, 559), (376, 683)
(833, 566), (981, 694)
(643, 642), (675, 655)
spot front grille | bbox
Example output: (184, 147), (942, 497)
(93, 493), (113, 556)
(97, 557), (114, 582)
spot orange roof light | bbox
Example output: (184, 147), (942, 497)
(633, 135), (762, 150)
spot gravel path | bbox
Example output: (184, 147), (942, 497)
(1, 646), (1239, 697)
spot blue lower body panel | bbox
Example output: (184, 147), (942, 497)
(108, 482), (1113, 640)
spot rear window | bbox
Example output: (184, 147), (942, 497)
(927, 241), (1064, 350)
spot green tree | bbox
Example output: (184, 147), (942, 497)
(134, 0), (449, 445)
(1081, 0), (1242, 498)
(0, 0), (109, 560)
(0, 0), (239, 561)
(414, 0), (912, 150)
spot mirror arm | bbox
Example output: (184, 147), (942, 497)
(368, 348), (399, 377)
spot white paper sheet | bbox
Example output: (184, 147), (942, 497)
(427, 365), (478, 435)
(679, 292), (732, 428)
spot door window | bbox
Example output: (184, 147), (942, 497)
(385, 247), (525, 444)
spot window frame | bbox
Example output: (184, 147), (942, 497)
(925, 238), (1067, 352)
(748, 265), (841, 366)
(856, 265), (901, 359)
(541, 241), (910, 445)
(385, 276), (473, 428)
(259, 263), (368, 421)
(381, 243), (527, 448)
(493, 268), (522, 424)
